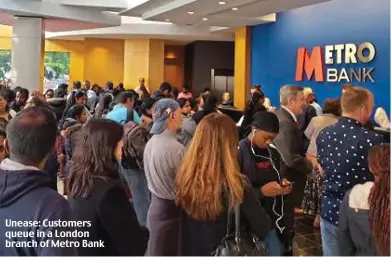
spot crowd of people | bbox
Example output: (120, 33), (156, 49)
(0, 78), (389, 256)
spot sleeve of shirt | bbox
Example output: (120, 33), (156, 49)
(133, 111), (142, 124)
(274, 120), (313, 173)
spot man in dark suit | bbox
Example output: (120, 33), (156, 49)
(273, 85), (314, 255)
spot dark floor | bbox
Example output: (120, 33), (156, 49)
(293, 216), (323, 256)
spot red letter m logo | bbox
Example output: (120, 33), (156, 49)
(295, 46), (325, 82)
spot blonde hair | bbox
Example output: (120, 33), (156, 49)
(175, 113), (246, 220)
(303, 87), (314, 98)
(341, 87), (373, 113)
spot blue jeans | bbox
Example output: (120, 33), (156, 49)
(321, 218), (340, 256)
(265, 229), (283, 256)
(119, 166), (151, 227)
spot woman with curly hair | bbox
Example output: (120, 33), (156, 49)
(339, 144), (390, 256)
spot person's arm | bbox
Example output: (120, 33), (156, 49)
(98, 185), (149, 256)
(241, 186), (272, 240)
(274, 120), (312, 173)
(338, 193), (356, 256)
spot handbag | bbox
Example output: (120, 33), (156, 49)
(213, 203), (268, 256)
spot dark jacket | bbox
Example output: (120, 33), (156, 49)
(192, 109), (217, 124)
(44, 153), (59, 191)
(151, 90), (166, 100)
(68, 178), (148, 256)
(238, 139), (288, 237)
(47, 98), (67, 122)
(178, 186), (272, 256)
(274, 108), (312, 209)
(298, 105), (317, 150)
(339, 182), (379, 256)
(0, 160), (76, 256)
(298, 105), (317, 134)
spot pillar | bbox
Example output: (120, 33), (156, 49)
(123, 39), (164, 92)
(234, 26), (251, 110)
(11, 17), (45, 92)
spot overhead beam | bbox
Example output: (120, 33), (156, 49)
(142, 0), (197, 20)
(0, 0), (121, 26)
(55, 0), (128, 11)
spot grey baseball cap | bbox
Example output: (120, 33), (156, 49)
(150, 98), (180, 134)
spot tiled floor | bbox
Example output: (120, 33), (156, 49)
(293, 216), (323, 256)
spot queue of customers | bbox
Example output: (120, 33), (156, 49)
(0, 79), (389, 256)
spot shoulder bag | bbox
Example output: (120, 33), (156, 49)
(213, 203), (268, 256)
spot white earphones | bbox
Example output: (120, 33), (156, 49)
(250, 130), (285, 234)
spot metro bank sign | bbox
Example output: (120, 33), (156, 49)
(295, 42), (376, 83)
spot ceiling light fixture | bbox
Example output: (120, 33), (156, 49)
(165, 19), (171, 22)
(202, 17), (208, 21)
(188, 11), (195, 14)
(232, 7), (238, 11)
(218, 1), (226, 5)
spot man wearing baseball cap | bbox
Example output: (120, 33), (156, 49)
(143, 98), (185, 256)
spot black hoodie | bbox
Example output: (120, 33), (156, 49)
(0, 160), (77, 256)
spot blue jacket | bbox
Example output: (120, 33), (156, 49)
(0, 159), (77, 256)
(106, 104), (141, 125)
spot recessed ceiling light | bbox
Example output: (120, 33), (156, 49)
(218, 1), (226, 5)
(232, 7), (238, 11)
(165, 19), (170, 22)
(188, 11), (195, 14)
(202, 17), (208, 21)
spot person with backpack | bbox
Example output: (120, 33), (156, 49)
(121, 97), (156, 226)
(106, 91), (141, 125)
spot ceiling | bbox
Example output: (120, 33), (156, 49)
(0, 0), (331, 41)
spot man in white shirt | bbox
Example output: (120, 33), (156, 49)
(135, 77), (150, 100)
(82, 80), (97, 112)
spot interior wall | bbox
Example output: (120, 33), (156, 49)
(164, 45), (184, 90)
(185, 41), (234, 96)
(84, 38), (124, 87)
(0, 25), (12, 50)
(251, 0), (390, 115)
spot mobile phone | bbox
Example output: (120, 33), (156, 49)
(282, 182), (294, 187)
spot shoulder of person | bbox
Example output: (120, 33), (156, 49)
(274, 109), (289, 120)
(359, 127), (385, 142)
(35, 188), (71, 217)
(88, 178), (123, 201)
